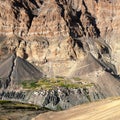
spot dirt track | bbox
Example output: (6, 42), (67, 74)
(33, 97), (120, 120)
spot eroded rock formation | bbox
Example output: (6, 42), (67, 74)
(0, 0), (119, 76)
(0, 0), (120, 109)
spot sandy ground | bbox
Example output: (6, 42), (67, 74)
(33, 97), (120, 120)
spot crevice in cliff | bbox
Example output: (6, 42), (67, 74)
(12, 0), (37, 35)
(29, 0), (39, 8)
(82, 0), (100, 37)
(1, 54), (17, 89)
(7, 54), (16, 89)
(56, 0), (85, 39)
(55, 0), (101, 38)
(22, 3), (34, 32)
(55, 1), (65, 21)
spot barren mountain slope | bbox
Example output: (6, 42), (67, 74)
(0, 54), (43, 89)
(0, 0), (120, 110)
(0, 0), (120, 75)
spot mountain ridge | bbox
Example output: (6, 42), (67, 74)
(0, 0), (120, 112)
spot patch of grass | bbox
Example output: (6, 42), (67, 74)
(22, 81), (39, 89)
(60, 83), (79, 89)
(56, 76), (65, 80)
(0, 100), (40, 110)
(0, 100), (12, 104)
(21, 77), (94, 90)
(56, 104), (63, 111)
(73, 77), (81, 81)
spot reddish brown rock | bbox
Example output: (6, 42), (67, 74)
(0, 0), (120, 75)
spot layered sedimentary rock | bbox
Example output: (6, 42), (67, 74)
(0, 0), (120, 109)
(0, 0), (120, 75)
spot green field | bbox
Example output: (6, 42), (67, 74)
(21, 77), (94, 90)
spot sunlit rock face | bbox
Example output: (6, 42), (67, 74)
(0, 0), (120, 111)
(0, 0), (120, 75)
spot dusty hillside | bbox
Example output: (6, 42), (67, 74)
(32, 97), (120, 120)
(0, 54), (43, 88)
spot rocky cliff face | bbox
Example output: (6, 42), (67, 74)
(0, 86), (104, 110)
(0, 0), (120, 76)
(0, 0), (120, 110)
